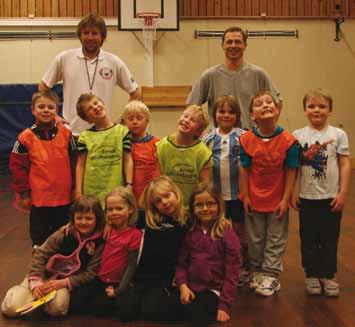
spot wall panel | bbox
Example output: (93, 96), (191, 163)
(0, 0), (354, 18)
(267, 0), (275, 16)
(12, 0), (20, 16)
(350, 0), (355, 16)
(20, 0), (27, 16)
(5, 0), (12, 16)
(43, 0), (51, 16)
(35, 0), (43, 17)
(275, 0), (282, 15)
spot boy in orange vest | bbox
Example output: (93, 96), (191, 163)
(9, 90), (76, 247)
(121, 100), (160, 228)
(239, 91), (299, 296)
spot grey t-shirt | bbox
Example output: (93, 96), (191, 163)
(187, 63), (281, 129)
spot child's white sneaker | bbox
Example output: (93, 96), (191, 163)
(255, 276), (281, 296)
(305, 277), (322, 295)
(321, 278), (339, 297)
(249, 272), (265, 289)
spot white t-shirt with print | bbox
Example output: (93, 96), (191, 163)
(293, 125), (349, 199)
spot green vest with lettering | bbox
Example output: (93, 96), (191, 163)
(157, 136), (212, 208)
(79, 124), (128, 205)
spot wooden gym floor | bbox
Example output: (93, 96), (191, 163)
(0, 174), (354, 327)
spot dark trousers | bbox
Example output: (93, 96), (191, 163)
(299, 198), (342, 279)
(117, 284), (181, 322)
(30, 204), (70, 246)
(70, 278), (116, 316)
(178, 290), (218, 324)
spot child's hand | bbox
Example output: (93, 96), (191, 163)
(275, 199), (288, 220)
(74, 189), (82, 200)
(32, 286), (45, 299)
(13, 193), (31, 213)
(221, 219), (232, 229)
(217, 309), (230, 322)
(290, 193), (300, 211)
(103, 223), (112, 240)
(39, 279), (67, 294)
(243, 196), (253, 215)
(331, 193), (346, 212)
(60, 223), (73, 236)
(33, 279), (66, 298)
(179, 284), (195, 304)
(105, 285), (116, 298)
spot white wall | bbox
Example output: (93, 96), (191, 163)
(1, 19), (355, 152)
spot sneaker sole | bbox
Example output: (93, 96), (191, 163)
(255, 283), (281, 297)
(306, 289), (322, 295)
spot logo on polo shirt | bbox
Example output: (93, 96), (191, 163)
(99, 67), (113, 80)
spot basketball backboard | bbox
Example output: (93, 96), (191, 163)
(118, 0), (179, 31)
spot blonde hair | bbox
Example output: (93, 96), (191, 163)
(122, 100), (150, 121)
(189, 183), (230, 240)
(303, 88), (333, 111)
(184, 105), (210, 136)
(142, 176), (186, 229)
(76, 93), (105, 121)
(105, 186), (137, 226)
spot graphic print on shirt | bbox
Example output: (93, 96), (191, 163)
(300, 140), (333, 180)
(99, 67), (113, 80)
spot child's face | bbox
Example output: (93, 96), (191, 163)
(32, 97), (57, 125)
(305, 96), (331, 130)
(193, 191), (219, 228)
(106, 195), (133, 231)
(251, 94), (279, 123)
(82, 98), (106, 123)
(152, 189), (179, 217)
(178, 109), (203, 137)
(216, 102), (237, 132)
(74, 210), (96, 237)
(124, 112), (148, 138)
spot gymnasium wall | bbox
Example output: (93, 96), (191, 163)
(0, 19), (355, 155)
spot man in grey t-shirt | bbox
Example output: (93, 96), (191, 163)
(187, 26), (281, 129)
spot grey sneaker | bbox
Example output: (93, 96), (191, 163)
(249, 272), (265, 289)
(305, 278), (322, 295)
(321, 278), (339, 297)
(255, 276), (281, 296)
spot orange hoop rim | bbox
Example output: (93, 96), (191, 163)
(136, 12), (161, 19)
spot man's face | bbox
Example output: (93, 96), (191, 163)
(80, 26), (103, 56)
(222, 31), (247, 61)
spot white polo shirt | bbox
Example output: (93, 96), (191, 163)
(42, 48), (138, 135)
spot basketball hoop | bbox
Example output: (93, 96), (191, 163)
(137, 12), (160, 53)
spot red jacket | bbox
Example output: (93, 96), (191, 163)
(10, 123), (73, 207)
